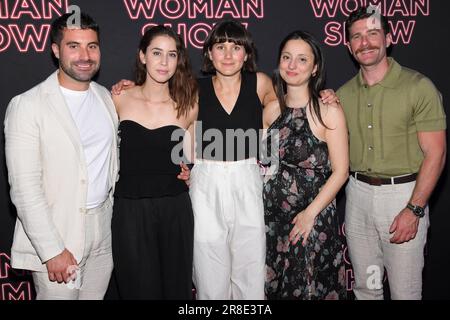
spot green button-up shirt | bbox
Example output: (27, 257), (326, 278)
(337, 58), (446, 178)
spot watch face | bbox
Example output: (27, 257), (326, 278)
(408, 203), (425, 217)
(414, 207), (425, 217)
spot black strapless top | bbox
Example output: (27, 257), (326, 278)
(114, 120), (188, 198)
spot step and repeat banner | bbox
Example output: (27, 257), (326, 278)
(0, 0), (449, 300)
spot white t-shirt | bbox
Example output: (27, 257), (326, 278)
(60, 86), (113, 209)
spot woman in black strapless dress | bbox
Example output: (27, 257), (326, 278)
(111, 26), (198, 300)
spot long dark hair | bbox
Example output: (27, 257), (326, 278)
(273, 30), (327, 128)
(135, 25), (198, 119)
(201, 20), (257, 74)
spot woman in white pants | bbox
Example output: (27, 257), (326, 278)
(190, 20), (275, 300)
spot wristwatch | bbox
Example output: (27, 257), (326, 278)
(406, 202), (426, 218)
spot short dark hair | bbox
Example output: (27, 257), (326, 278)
(201, 20), (257, 74)
(345, 6), (390, 40)
(50, 12), (100, 45)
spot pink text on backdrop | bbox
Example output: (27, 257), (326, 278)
(0, 253), (33, 300)
(124, 0), (264, 48)
(309, 0), (430, 45)
(123, 0), (264, 19)
(0, 0), (69, 52)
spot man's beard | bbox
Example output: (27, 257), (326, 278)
(60, 60), (100, 82)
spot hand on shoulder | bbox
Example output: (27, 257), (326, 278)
(112, 85), (141, 113)
(320, 101), (346, 131)
(111, 79), (136, 96)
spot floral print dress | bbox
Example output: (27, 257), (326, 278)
(263, 106), (346, 300)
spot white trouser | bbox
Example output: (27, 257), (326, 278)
(345, 176), (429, 300)
(189, 159), (265, 300)
(32, 199), (113, 300)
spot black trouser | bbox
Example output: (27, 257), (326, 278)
(112, 192), (194, 299)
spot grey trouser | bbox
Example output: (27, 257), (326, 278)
(32, 199), (113, 300)
(345, 176), (429, 300)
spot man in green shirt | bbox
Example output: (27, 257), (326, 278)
(337, 6), (446, 300)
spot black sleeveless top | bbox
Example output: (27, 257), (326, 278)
(197, 72), (263, 161)
(114, 120), (188, 198)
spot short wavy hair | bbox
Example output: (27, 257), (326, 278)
(345, 6), (391, 40)
(50, 12), (99, 45)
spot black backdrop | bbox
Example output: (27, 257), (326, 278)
(0, 0), (449, 300)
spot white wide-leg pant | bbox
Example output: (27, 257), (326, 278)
(189, 159), (265, 300)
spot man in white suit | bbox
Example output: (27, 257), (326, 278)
(4, 12), (118, 299)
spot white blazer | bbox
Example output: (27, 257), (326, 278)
(4, 71), (119, 272)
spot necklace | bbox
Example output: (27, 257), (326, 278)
(141, 87), (172, 104)
(285, 95), (309, 109)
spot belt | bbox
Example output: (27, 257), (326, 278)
(350, 172), (417, 186)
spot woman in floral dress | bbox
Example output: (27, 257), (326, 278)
(262, 30), (349, 299)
